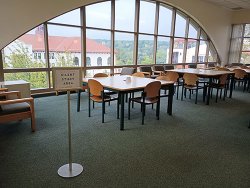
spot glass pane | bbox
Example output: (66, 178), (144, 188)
(139, 1), (156, 34)
(174, 12), (186, 37)
(172, 38), (184, 63)
(198, 41), (207, 63)
(241, 52), (250, 64)
(115, 0), (135, 32)
(208, 42), (217, 62)
(186, 40), (197, 63)
(3, 26), (46, 69)
(242, 38), (250, 51)
(115, 32), (134, 66)
(158, 5), (172, 36)
(86, 29), (111, 67)
(86, 69), (111, 77)
(188, 21), (198, 39)
(156, 36), (170, 64)
(47, 25), (81, 67)
(86, 1), (111, 29)
(49, 9), (80, 25)
(244, 24), (250, 37)
(200, 30), (207, 40)
(4, 72), (48, 89)
(138, 35), (154, 65)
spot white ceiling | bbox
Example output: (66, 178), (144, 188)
(203, 0), (250, 10)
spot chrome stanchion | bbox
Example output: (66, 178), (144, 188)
(58, 90), (83, 178)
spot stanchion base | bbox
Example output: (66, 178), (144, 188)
(58, 163), (83, 178)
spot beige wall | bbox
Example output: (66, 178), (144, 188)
(232, 10), (250, 24)
(0, 0), (248, 63)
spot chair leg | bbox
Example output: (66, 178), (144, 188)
(176, 85), (179, 100)
(117, 97), (120, 119)
(93, 101), (95, 109)
(195, 88), (198, 104)
(142, 104), (145, 125)
(102, 101), (105, 123)
(216, 88), (219, 103)
(181, 86), (184, 101)
(128, 99), (131, 120)
(156, 100), (160, 120)
(88, 92), (91, 117)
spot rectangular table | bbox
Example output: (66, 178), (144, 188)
(78, 75), (175, 130)
(168, 69), (235, 105)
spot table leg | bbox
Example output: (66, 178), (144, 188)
(120, 92), (125, 130)
(167, 84), (174, 115)
(206, 77), (212, 105)
(229, 74), (234, 98)
(77, 90), (81, 112)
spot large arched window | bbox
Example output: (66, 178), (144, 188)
(1, 0), (218, 91)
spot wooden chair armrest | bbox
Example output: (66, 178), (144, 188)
(0, 88), (8, 92)
(141, 72), (151, 76)
(0, 97), (34, 105)
(0, 91), (21, 98)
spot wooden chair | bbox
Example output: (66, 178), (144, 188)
(132, 72), (145, 77)
(88, 79), (118, 123)
(153, 65), (165, 76)
(210, 74), (228, 102)
(93, 73), (109, 78)
(128, 81), (161, 125)
(181, 73), (206, 104)
(119, 67), (136, 75)
(139, 66), (157, 78)
(156, 71), (180, 99)
(0, 90), (35, 132)
(233, 69), (248, 91)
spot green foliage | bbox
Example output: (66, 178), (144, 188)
(4, 42), (47, 89)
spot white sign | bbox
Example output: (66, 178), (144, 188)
(52, 67), (82, 91)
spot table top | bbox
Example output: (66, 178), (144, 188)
(228, 68), (250, 74)
(168, 68), (233, 77)
(83, 75), (174, 92)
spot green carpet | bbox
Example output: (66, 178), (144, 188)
(0, 89), (249, 188)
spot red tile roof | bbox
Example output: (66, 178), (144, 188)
(19, 34), (111, 53)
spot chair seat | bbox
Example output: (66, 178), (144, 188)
(0, 102), (30, 115)
(131, 97), (158, 104)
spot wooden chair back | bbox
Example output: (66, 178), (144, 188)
(155, 76), (169, 81)
(233, 69), (247, 79)
(183, 73), (198, 85)
(132, 72), (145, 77)
(88, 79), (103, 97)
(144, 81), (161, 98)
(164, 72), (179, 82)
(219, 74), (228, 85)
(93, 73), (109, 78)
(217, 67), (230, 71)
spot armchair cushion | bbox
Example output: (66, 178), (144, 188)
(0, 102), (30, 115)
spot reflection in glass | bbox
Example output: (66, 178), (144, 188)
(241, 52), (250, 64)
(175, 12), (186, 37)
(115, 32), (134, 66)
(242, 38), (250, 51)
(208, 42), (217, 62)
(244, 24), (250, 37)
(186, 39), (197, 63)
(198, 41), (207, 62)
(138, 35), (154, 65)
(156, 36), (170, 64)
(158, 5), (172, 36)
(86, 29), (111, 67)
(188, 21), (198, 39)
(86, 1), (111, 29)
(48, 25), (81, 67)
(172, 38), (185, 63)
(4, 72), (48, 89)
(115, 0), (135, 31)
(139, 1), (156, 34)
(3, 26), (46, 69)
(49, 9), (80, 25)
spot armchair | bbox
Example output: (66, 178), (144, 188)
(0, 90), (35, 132)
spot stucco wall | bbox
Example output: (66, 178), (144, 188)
(0, 0), (249, 63)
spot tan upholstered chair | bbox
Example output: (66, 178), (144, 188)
(128, 81), (161, 125)
(88, 79), (118, 123)
(0, 89), (35, 132)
